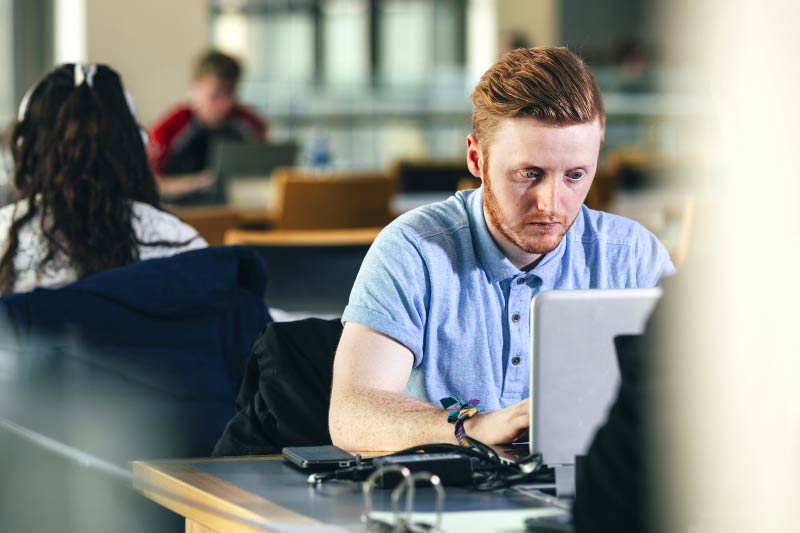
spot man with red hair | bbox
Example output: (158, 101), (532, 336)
(329, 47), (673, 452)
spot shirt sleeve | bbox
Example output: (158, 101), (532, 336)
(146, 106), (192, 174)
(134, 204), (209, 260)
(341, 224), (429, 367)
(633, 226), (676, 287)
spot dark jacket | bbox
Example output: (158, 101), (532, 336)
(213, 318), (342, 456)
(0, 246), (271, 532)
(0, 245), (271, 458)
(572, 289), (680, 533)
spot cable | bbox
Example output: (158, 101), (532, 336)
(317, 437), (553, 491)
(307, 463), (376, 484)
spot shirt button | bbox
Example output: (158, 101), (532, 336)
(516, 278), (526, 285)
(511, 313), (521, 323)
(511, 354), (522, 366)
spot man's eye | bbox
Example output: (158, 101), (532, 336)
(567, 171), (584, 181)
(522, 170), (541, 179)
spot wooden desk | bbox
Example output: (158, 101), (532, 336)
(167, 192), (451, 247)
(133, 455), (559, 532)
(224, 226), (382, 247)
(133, 456), (313, 533)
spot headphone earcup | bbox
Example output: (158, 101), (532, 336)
(17, 85), (35, 122)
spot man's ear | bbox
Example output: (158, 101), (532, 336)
(466, 133), (484, 180)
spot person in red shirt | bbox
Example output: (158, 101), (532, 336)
(148, 50), (267, 200)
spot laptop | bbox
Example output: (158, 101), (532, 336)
(496, 287), (662, 495)
(203, 141), (299, 205)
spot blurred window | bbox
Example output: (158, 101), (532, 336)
(377, 0), (463, 87)
(0, 0), (12, 122)
(322, 0), (369, 88)
(212, 1), (316, 88)
(377, 0), (434, 86)
(210, 0), (466, 90)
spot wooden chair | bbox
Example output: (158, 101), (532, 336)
(590, 149), (696, 266)
(587, 149), (689, 211)
(610, 193), (695, 267)
(268, 168), (397, 230)
(165, 205), (242, 246)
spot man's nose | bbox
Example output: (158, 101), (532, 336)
(534, 175), (559, 213)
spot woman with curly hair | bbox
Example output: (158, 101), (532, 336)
(0, 63), (207, 294)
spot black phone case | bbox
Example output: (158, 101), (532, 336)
(282, 445), (357, 471)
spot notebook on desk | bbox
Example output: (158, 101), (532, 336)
(495, 288), (662, 495)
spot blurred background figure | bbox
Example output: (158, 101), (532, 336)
(612, 38), (654, 93)
(0, 63), (206, 295)
(148, 49), (267, 200)
(501, 28), (533, 53)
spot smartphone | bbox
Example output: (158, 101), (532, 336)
(282, 445), (357, 471)
(524, 512), (573, 532)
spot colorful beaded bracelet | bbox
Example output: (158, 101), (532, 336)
(440, 396), (484, 447)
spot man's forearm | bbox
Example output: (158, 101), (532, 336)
(329, 387), (456, 452)
(156, 172), (214, 198)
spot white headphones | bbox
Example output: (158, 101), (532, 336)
(16, 63), (148, 145)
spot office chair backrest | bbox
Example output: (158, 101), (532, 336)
(213, 318), (343, 456)
(269, 168), (397, 230)
(390, 159), (471, 192)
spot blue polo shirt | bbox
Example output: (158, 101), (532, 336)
(342, 187), (674, 411)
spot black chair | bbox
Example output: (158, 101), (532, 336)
(255, 244), (371, 315)
(390, 159), (471, 193)
(213, 318), (343, 456)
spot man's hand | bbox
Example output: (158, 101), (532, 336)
(463, 398), (529, 444)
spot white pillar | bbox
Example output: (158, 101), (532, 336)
(466, 0), (498, 87)
(659, 1), (800, 531)
(54, 0), (87, 63)
(54, 0), (209, 124)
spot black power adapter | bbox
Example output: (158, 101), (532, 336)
(372, 452), (478, 487)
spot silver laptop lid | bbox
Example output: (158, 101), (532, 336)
(529, 288), (661, 466)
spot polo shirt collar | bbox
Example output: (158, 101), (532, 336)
(467, 187), (572, 284)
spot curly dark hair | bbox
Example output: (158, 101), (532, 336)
(0, 64), (188, 294)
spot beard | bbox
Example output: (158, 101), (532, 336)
(483, 169), (571, 256)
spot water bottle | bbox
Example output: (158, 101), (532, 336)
(307, 129), (332, 169)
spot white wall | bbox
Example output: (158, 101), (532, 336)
(56, 0), (209, 125)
